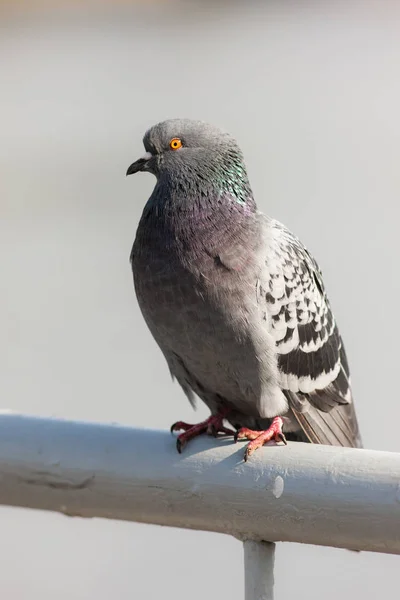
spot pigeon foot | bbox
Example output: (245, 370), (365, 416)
(171, 410), (235, 453)
(235, 416), (287, 461)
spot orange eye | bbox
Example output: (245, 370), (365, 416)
(169, 137), (182, 150)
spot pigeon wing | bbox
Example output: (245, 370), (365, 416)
(263, 220), (362, 448)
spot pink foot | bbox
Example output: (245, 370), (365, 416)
(171, 409), (235, 453)
(235, 416), (287, 461)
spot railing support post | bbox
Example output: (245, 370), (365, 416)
(244, 540), (275, 600)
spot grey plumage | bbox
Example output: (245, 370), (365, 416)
(128, 119), (362, 449)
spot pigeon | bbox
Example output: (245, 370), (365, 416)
(127, 119), (362, 460)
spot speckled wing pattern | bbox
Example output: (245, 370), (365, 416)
(263, 220), (362, 447)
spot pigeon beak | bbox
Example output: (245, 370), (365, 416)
(126, 151), (153, 176)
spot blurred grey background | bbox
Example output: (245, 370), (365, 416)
(1, 1), (399, 598)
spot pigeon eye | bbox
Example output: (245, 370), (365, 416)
(169, 138), (182, 150)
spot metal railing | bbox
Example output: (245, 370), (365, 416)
(0, 414), (399, 599)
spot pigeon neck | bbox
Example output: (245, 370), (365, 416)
(151, 153), (256, 213)
(140, 184), (257, 264)
(140, 154), (259, 255)
(148, 179), (257, 224)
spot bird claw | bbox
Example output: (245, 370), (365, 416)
(208, 423), (235, 437)
(176, 437), (186, 454)
(171, 411), (234, 453)
(244, 445), (252, 462)
(236, 417), (287, 461)
(171, 421), (194, 434)
(207, 423), (218, 437)
(276, 432), (287, 445)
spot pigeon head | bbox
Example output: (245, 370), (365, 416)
(126, 119), (255, 207)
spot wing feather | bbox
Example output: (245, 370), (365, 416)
(264, 220), (362, 448)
